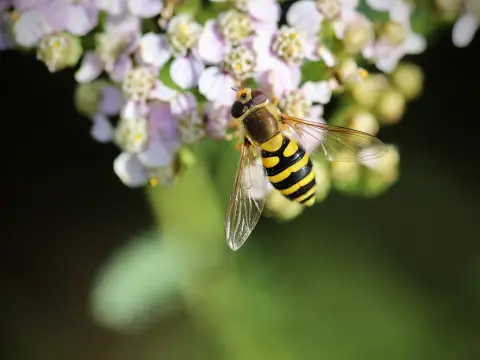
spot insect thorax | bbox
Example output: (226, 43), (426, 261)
(243, 107), (280, 144)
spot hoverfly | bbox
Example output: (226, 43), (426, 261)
(225, 87), (388, 251)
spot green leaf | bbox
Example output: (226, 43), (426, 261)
(301, 60), (329, 82)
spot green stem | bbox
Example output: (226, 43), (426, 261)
(145, 152), (297, 360)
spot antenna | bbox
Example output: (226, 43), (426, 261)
(231, 86), (238, 92)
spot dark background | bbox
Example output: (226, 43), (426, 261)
(1, 28), (480, 359)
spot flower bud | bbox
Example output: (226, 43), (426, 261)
(36, 32), (82, 72)
(350, 73), (389, 109)
(380, 21), (407, 46)
(312, 159), (331, 202)
(363, 144), (400, 196)
(375, 88), (406, 125)
(149, 147), (196, 188)
(264, 191), (304, 222)
(343, 16), (373, 54)
(171, 146), (196, 180)
(74, 81), (104, 117)
(316, 0), (341, 20)
(391, 62), (424, 100)
(336, 58), (369, 86)
(330, 156), (361, 193)
(434, 0), (461, 21)
(148, 164), (176, 188)
(348, 110), (379, 135)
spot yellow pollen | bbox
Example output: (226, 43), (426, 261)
(11, 11), (20, 22)
(149, 177), (158, 188)
(134, 133), (143, 142)
(179, 23), (188, 34)
(289, 33), (297, 39)
(235, 64), (242, 71)
(52, 41), (61, 49)
(358, 68), (369, 79)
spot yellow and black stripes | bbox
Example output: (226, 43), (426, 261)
(260, 133), (316, 206)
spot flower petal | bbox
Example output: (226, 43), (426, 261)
(110, 54), (132, 83)
(170, 92), (197, 116)
(91, 113), (114, 143)
(127, 0), (163, 18)
(366, 0), (394, 12)
(150, 80), (177, 101)
(389, 0), (411, 25)
(298, 106), (325, 153)
(149, 101), (180, 151)
(100, 85), (124, 116)
(46, 3), (98, 36)
(302, 81), (332, 104)
(343, 0), (359, 9)
(198, 66), (236, 105)
(13, 10), (53, 48)
(452, 13), (478, 48)
(375, 52), (401, 73)
(319, 46), (336, 67)
(404, 33), (427, 54)
(286, 0), (323, 36)
(122, 99), (149, 118)
(252, 31), (276, 71)
(96, 0), (125, 15)
(258, 59), (301, 98)
(308, 105), (325, 121)
(105, 12), (140, 34)
(139, 33), (171, 67)
(113, 153), (148, 188)
(138, 140), (173, 168)
(13, 0), (47, 11)
(170, 55), (204, 89)
(333, 19), (346, 39)
(197, 20), (226, 64)
(75, 51), (103, 83)
(247, 0), (280, 25)
(205, 101), (230, 139)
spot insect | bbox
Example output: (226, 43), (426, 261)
(225, 87), (388, 251)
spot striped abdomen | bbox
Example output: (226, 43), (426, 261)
(260, 133), (316, 206)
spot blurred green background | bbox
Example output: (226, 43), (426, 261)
(1, 26), (480, 360)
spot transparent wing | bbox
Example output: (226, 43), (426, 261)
(225, 140), (266, 251)
(282, 114), (388, 162)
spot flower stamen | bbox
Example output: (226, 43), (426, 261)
(278, 90), (310, 118)
(316, 0), (341, 20)
(167, 15), (202, 57)
(115, 116), (149, 153)
(272, 26), (306, 64)
(222, 45), (256, 81)
(122, 67), (156, 101)
(218, 9), (253, 45)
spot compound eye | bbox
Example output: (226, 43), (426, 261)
(231, 101), (246, 118)
(251, 90), (267, 106)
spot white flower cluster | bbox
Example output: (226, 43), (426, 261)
(0, 0), (472, 193)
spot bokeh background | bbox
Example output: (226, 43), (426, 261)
(1, 19), (480, 360)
